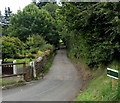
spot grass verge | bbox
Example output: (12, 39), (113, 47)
(0, 79), (25, 87)
(74, 72), (119, 101)
(6, 58), (36, 64)
(44, 52), (56, 74)
(74, 60), (120, 101)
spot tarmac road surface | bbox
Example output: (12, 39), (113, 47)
(2, 49), (82, 101)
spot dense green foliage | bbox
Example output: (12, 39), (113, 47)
(26, 34), (54, 54)
(1, 2), (120, 101)
(2, 36), (25, 59)
(41, 3), (60, 47)
(42, 3), (59, 18)
(57, 2), (120, 68)
(2, 2), (120, 68)
(6, 3), (60, 46)
(2, 35), (54, 59)
(2, 3), (59, 59)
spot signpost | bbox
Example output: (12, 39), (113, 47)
(107, 68), (119, 79)
(107, 68), (119, 88)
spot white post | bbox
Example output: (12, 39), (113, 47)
(33, 61), (36, 78)
(30, 61), (33, 67)
(13, 60), (17, 74)
(30, 61), (36, 78)
(0, 59), (2, 74)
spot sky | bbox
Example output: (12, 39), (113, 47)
(0, 0), (32, 15)
(0, 0), (119, 15)
(0, 0), (42, 15)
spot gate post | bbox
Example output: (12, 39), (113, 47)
(23, 62), (27, 81)
(33, 61), (36, 78)
(0, 59), (2, 74)
(13, 60), (17, 74)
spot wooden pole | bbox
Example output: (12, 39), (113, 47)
(118, 68), (120, 99)
(0, 60), (2, 74)
(112, 78), (115, 88)
(23, 63), (27, 81)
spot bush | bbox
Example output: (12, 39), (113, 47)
(36, 51), (44, 57)
(41, 44), (54, 52)
(2, 36), (25, 59)
(44, 50), (51, 56)
(26, 34), (46, 53)
(25, 34), (54, 56)
(14, 53), (25, 59)
(26, 53), (36, 59)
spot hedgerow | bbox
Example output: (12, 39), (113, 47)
(57, 2), (120, 68)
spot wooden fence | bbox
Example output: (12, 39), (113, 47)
(0, 54), (50, 81)
(0, 62), (28, 81)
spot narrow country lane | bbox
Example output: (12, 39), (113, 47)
(2, 49), (82, 101)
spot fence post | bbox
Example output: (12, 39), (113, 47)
(0, 59), (2, 74)
(23, 62), (27, 81)
(13, 60), (17, 74)
(33, 61), (36, 78)
(30, 61), (37, 78)
(30, 61), (33, 78)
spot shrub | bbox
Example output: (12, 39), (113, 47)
(41, 44), (54, 52)
(44, 50), (51, 56)
(26, 34), (54, 56)
(2, 36), (25, 59)
(26, 34), (46, 53)
(14, 53), (25, 59)
(26, 53), (35, 59)
(36, 51), (44, 57)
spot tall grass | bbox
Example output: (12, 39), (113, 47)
(74, 72), (119, 101)
(74, 60), (120, 101)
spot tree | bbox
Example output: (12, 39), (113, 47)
(42, 3), (59, 18)
(36, 2), (48, 8)
(8, 3), (60, 46)
(57, 2), (120, 68)
(4, 7), (12, 23)
(26, 34), (46, 53)
(2, 7), (12, 36)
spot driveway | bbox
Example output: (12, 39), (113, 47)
(2, 49), (82, 101)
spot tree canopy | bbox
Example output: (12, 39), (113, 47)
(57, 2), (120, 68)
(7, 3), (60, 46)
(2, 2), (120, 68)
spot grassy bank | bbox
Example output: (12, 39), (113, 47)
(74, 61), (120, 101)
(44, 52), (56, 74)
(67, 50), (119, 101)
(6, 58), (36, 64)
(0, 79), (24, 87)
(1, 80), (16, 86)
(74, 72), (119, 101)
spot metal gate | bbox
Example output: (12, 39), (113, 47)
(2, 61), (13, 74)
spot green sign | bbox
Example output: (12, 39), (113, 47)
(107, 68), (119, 79)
